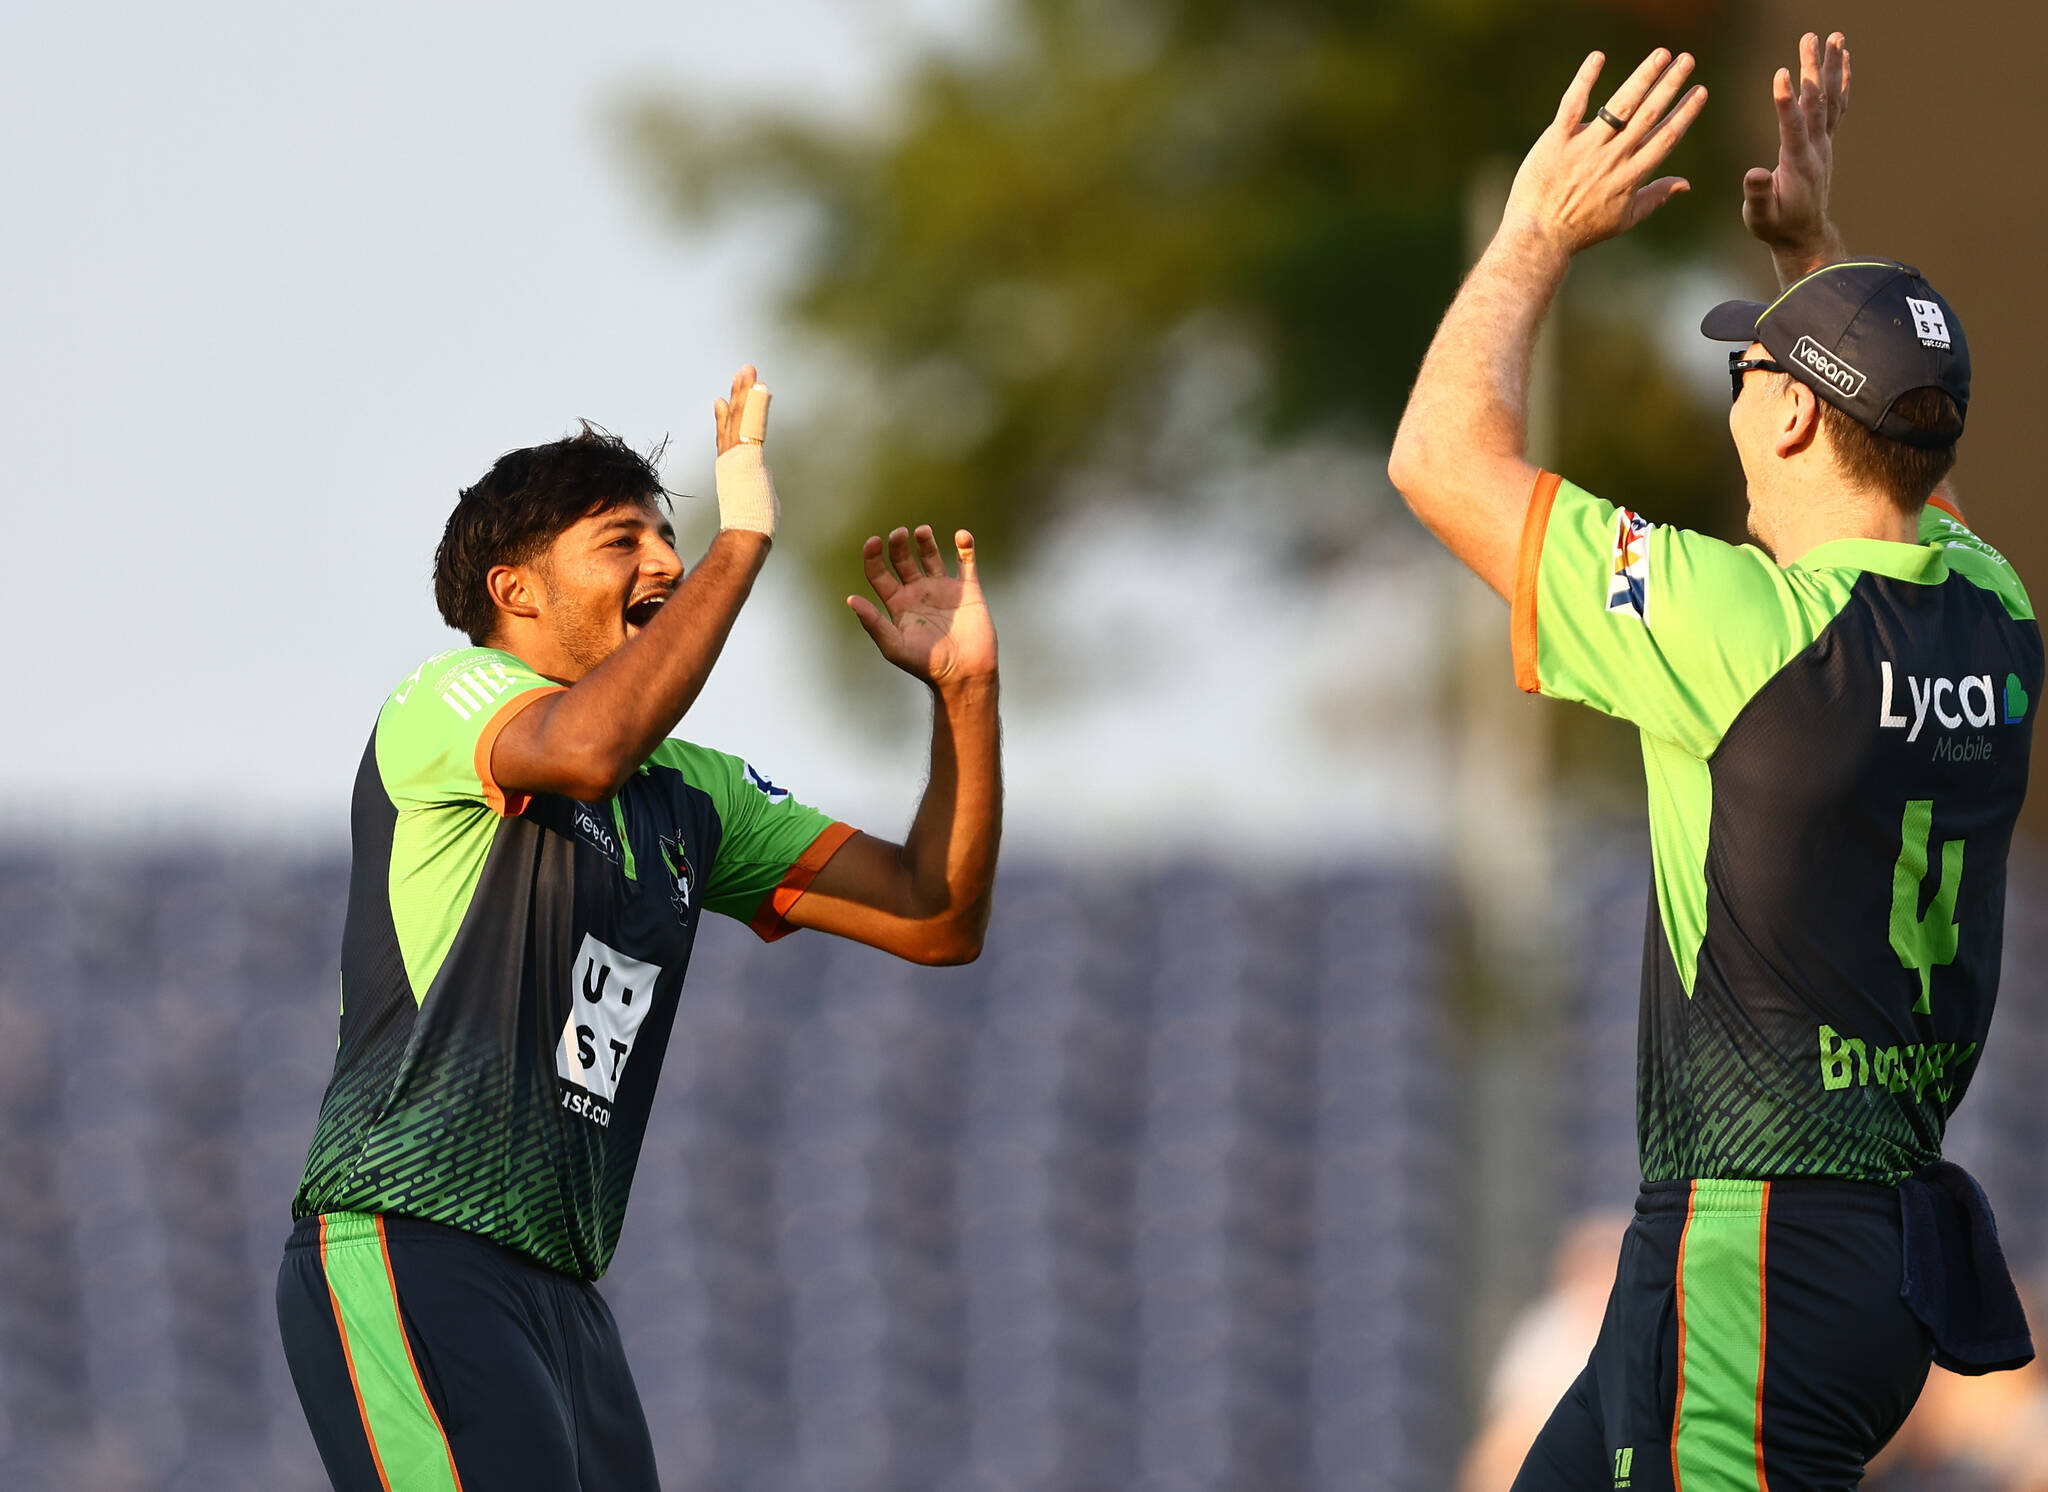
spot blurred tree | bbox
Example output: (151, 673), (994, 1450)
(621, 0), (1742, 594)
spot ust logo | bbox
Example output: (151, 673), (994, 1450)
(1613, 1446), (1633, 1488)
(555, 935), (663, 1124)
(1906, 296), (1952, 349)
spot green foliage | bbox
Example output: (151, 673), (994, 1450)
(621, 0), (1743, 587)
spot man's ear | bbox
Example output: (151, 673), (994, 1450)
(1776, 379), (1823, 460)
(485, 563), (544, 626)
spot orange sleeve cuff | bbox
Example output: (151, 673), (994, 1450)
(473, 686), (565, 816)
(748, 821), (860, 943)
(1510, 470), (1563, 694)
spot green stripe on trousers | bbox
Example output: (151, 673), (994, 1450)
(321, 1213), (464, 1492)
(1673, 1180), (1769, 1492)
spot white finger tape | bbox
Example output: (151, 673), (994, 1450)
(739, 383), (771, 444)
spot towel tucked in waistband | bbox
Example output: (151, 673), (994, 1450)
(1898, 1160), (2034, 1376)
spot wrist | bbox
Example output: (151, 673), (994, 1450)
(932, 671), (998, 709)
(708, 526), (772, 569)
(1493, 211), (1575, 272)
(1772, 223), (1844, 281)
(714, 442), (779, 537)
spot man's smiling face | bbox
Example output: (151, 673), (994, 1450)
(534, 498), (684, 676)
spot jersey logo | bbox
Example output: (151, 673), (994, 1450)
(1819, 1022), (1976, 1103)
(1789, 335), (1868, 399)
(1906, 297), (1952, 350)
(1605, 510), (1653, 622)
(437, 660), (523, 722)
(660, 833), (695, 918)
(572, 804), (622, 865)
(745, 763), (790, 803)
(1879, 661), (2007, 744)
(555, 935), (663, 1126)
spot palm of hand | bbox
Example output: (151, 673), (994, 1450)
(849, 527), (997, 687)
(885, 574), (995, 682)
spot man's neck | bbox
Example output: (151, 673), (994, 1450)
(1764, 481), (1919, 567)
(483, 629), (581, 686)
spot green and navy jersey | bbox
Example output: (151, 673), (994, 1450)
(1515, 475), (2042, 1185)
(292, 647), (853, 1279)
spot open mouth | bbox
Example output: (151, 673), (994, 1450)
(624, 594), (668, 631)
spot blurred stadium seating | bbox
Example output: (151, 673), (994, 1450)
(2, 845), (2043, 1491)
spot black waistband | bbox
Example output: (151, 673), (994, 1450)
(1634, 1175), (1899, 1218)
(285, 1211), (582, 1283)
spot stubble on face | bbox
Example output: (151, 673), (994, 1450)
(538, 555), (626, 677)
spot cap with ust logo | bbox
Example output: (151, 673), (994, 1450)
(1702, 260), (1970, 447)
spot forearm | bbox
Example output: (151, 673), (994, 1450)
(531, 530), (770, 794)
(899, 676), (1002, 945)
(1388, 219), (1568, 597)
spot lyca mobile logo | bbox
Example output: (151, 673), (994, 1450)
(1880, 662), (2027, 742)
(1790, 335), (1868, 399)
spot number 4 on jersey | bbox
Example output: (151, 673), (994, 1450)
(1890, 800), (1962, 1015)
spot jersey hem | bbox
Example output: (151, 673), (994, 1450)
(1511, 470), (1563, 693)
(473, 686), (565, 816)
(749, 821), (859, 942)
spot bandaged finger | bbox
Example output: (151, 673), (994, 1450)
(738, 383), (770, 444)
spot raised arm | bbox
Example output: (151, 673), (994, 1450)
(784, 526), (1002, 965)
(1741, 31), (1852, 288)
(492, 368), (779, 802)
(1388, 49), (1707, 598)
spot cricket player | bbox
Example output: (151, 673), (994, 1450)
(276, 367), (1001, 1489)
(1389, 33), (2039, 1490)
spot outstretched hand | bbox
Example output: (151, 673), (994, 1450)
(848, 527), (997, 690)
(1502, 48), (1708, 256)
(1742, 31), (1850, 268)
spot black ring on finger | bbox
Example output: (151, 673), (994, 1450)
(1597, 105), (1628, 130)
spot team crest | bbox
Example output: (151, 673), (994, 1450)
(1606, 509), (1653, 622)
(660, 834), (695, 919)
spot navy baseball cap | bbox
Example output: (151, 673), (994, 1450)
(1701, 260), (1969, 446)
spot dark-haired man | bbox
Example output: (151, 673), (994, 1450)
(1389, 32), (2039, 1492)
(276, 367), (1001, 1491)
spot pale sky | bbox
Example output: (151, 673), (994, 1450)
(1, 0), (1460, 860)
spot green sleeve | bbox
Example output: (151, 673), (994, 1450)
(1921, 500), (2036, 621)
(1511, 473), (1857, 756)
(650, 741), (848, 931)
(374, 648), (562, 814)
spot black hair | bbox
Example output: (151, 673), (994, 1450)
(433, 423), (668, 644)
